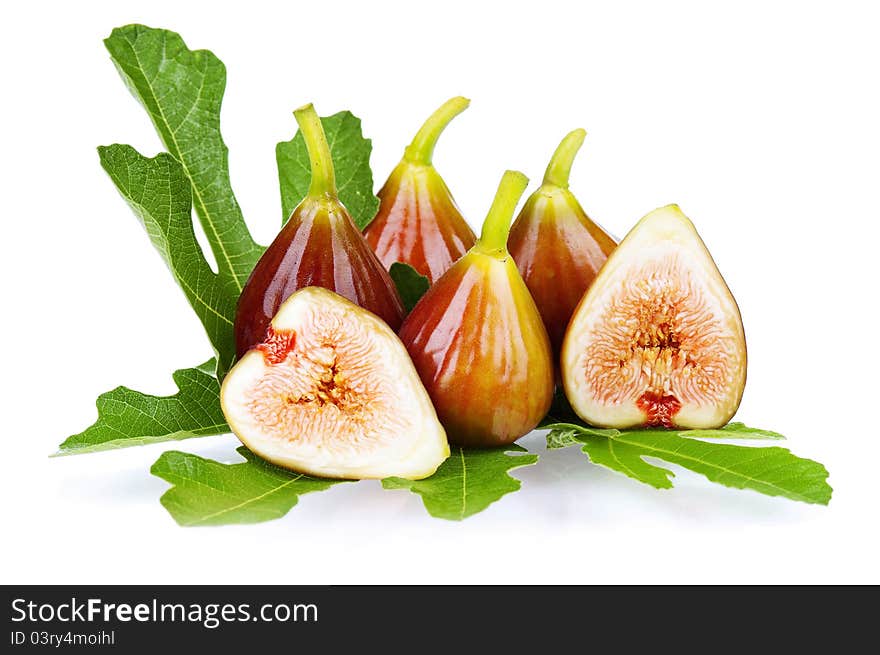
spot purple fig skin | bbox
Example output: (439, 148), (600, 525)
(399, 171), (554, 447)
(235, 196), (404, 358)
(363, 97), (476, 283)
(365, 161), (475, 284)
(507, 188), (615, 357)
(234, 104), (404, 358)
(507, 129), (616, 359)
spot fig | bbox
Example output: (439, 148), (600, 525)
(222, 287), (449, 480)
(400, 171), (554, 447)
(507, 129), (616, 358)
(234, 104), (404, 358)
(363, 97), (476, 283)
(561, 204), (747, 429)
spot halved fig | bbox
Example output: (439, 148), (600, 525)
(561, 204), (747, 429)
(222, 287), (449, 480)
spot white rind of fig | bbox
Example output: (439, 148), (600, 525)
(561, 204), (747, 429)
(221, 287), (449, 480)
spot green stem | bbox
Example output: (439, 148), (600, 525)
(543, 128), (586, 188)
(404, 96), (470, 165)
(477, 170), (530, 253)
(294, 103), (337, 197)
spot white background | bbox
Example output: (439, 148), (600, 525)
(2, 0), (878, 584)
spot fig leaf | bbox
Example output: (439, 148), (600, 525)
(151, 447), (347, 526)
(98, 145), (238, 375)
(56, 361), (228, 456)
(382, 446), (539, 520)
(150, 445), (538, 525)
(76, 24), (388, 458)
(389, 262), (430, 313)
(105, 25), (263, 295)
(543, 421), (831, 505)
(277, 111), (380, 229)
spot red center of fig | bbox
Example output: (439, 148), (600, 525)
(582, 257), (736, 418)
(635, 392), (683, 427)
(256, 326), (297, 365)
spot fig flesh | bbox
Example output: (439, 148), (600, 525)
(507, 129), (616, 358)
(363, 97), (476, 283)
(400, 171), (554, 447)
(222, 287), (449, 480)
(561, 204), (747, 429)
(235, 104), (404, 358)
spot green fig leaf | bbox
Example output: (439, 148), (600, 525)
(382, 446), (539, 520)
(276, 111), (380, 229)
(79, 25), (388, 458)
(105, 25), (263, 296)
(56, 361), (228, 456)
(543, 420), (831, 504)
(543, 419), (786, 444)
(151, 447), (347, 526)
(683, 423), (786, 440)
(389, 262), (430, 313)
(98, 145), (238, 374)
(152, 444), (538, 525)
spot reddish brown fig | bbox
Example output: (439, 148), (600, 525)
(562, 204), (747, 429)
(363, 97), (476, 283)
(507, 129), (616, 358)
(400, 171), (554, 447)
(235, 104), (404, 358)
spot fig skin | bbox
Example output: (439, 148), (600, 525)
(364, 97), (476, 283)
(400, 171), (554, 447)
(507, 129), (616, 358)
(235, 104), (404, 358)
(561, 204), (747, 429)
(222, 287), (449, 480)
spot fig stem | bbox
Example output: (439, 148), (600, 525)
(404, 96), (470, 165)
(543, 128), (586, 189)
(294, 103), (337, 198)
(477, 170), (530, 254)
